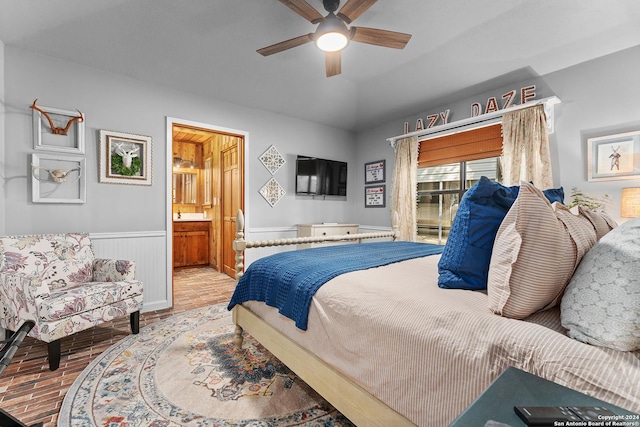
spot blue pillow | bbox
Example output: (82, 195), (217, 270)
(437, 177), (564, 290)
(539, 185), (564, 204)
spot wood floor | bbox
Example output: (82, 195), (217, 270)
(0, 267), (237, 427)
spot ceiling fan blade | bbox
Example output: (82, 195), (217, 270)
(325, 51), (341, 77)
(279, 0), (324, 23)
(350, 26), (412, 49)
(257, 34), (313, 56)
(337, 0), (377, 24)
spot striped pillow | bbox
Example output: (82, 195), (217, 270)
(487, 183), (597, 319)
(576, 206), (617, 240)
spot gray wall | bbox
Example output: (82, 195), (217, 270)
(2, 46), (356, 237)
(354, 45), (640, 226)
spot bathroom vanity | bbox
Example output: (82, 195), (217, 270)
(173, 219), (211, 268)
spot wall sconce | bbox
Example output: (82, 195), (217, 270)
(173, 157), (196, 169)
(621, 187), (640, 218)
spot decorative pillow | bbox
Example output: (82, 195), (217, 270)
(576, 206), (617, 240)
(560, 217), (640, 351)
(437, 177), (564, 290)
(487, 183), (596, 319)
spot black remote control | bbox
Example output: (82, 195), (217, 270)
(514, 406), (617, 426)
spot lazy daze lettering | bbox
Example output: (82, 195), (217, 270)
(403, 85), (536, 134)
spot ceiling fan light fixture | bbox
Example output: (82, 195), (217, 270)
(315, 13), (350, 52)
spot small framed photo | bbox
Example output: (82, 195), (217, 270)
(587, 130), (640, 181)
(365, 185), (386, 208)
(32, 101), (85, 154)
(365, 160), (385, 184)
(31, 153), (86, 204)
(99, 129), (152, 186)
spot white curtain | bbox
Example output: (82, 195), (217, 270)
(391, 136), (418, 241)
(501, 104), (553, 189)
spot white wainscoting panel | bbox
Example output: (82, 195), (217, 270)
(244, 227), (297, 267)
(90, 231), (168, 312)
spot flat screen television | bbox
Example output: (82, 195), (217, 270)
(295, 155), (347, 197)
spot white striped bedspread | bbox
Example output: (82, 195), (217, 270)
(243, 254), (640, 427)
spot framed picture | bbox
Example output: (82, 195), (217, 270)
(587, 130), (640, 181)
(31, 153), (86, 203)
(99, 129), (152, 186)
(365, 160), (385, 184)
(365, 185), (386, 208)
(32, 101), (85, 154)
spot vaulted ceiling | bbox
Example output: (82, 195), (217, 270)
(1, 0), (639, 132)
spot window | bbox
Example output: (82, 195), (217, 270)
(416, 123), (503, 245)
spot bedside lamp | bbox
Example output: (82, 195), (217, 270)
(620, 187), (640, 218)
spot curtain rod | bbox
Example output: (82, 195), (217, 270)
(387, 96), (561, 147)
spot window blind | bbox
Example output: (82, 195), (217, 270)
(418, 123), (503, 168)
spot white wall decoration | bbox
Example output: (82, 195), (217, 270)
(31, 100), (85, 154)
(259, 177), (286, 207)
(31, 153), (86, 203)
(99, 129), (153, 186)
(259, 145), (286, 175)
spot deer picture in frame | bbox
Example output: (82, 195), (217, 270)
(99, 129), (153, 186)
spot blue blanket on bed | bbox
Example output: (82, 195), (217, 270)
(227, 241), (444, 330)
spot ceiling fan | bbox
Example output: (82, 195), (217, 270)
(257, 0), (412, 77)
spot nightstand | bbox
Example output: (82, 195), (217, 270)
(449, 367), (638, 426)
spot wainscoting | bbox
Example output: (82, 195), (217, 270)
(244, 226), (297, 266)
(243, 225), (394, 266)
(90, 231), (169, 312)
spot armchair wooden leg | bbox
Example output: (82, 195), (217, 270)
(130, 311), (140, 334)
(47, 340), (61, 371)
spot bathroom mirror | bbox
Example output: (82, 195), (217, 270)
(173, 172), (198, 204)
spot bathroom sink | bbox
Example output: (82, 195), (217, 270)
(173, 213), (211, 222)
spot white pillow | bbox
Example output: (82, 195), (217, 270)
(561, 216), (640, 351)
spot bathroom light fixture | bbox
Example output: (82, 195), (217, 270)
(621, 187), (640, 218)
(315, 12), (349, 52)
(173, 157), (197, 169)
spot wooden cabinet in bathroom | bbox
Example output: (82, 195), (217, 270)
(173, 221), (210, 268)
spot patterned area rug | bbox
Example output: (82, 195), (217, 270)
(58, 304), (353, 426)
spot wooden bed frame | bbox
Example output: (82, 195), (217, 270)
(231, 210), (416, 427)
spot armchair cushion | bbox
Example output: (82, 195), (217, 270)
(39, 279), (144, 321)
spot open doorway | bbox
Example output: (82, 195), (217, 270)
(166, 117), (246, 307)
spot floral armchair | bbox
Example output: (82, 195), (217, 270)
(0, 232), (143, 370)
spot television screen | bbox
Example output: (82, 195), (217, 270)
(295, 156), (347, 197)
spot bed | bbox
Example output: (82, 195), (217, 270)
(228, 184), (640, 427)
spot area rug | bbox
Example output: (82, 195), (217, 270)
(58, 304), (354, 426)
